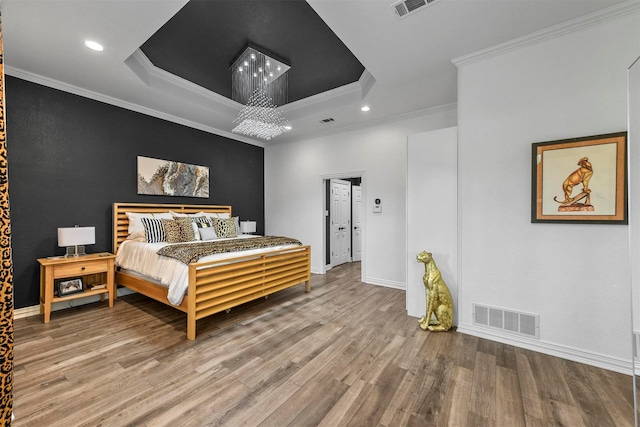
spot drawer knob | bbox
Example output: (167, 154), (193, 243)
(81, 267), (86, 271)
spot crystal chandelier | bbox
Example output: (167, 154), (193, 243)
(231, 45), (291, 140)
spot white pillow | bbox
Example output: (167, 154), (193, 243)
(126, 212), (172, 236)
(203, 213), (230, 224)
(154, 212), (174, 219)
(191, 222), (201, 241)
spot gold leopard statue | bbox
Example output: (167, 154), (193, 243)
(417, 251), (454, 332)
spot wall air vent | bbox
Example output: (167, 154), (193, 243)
(392, 0), (440, 20)
(473, 303), (540, 339)
(320, 118), (335, 123)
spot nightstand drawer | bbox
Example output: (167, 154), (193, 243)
(52, 259), (108, 278)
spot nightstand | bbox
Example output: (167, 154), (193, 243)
(38, 252), (116, 323)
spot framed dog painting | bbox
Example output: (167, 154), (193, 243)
(531, 132), (627, 224)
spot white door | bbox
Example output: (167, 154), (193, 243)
(352, 185), (362, 262)
(330, 179), (351, 267)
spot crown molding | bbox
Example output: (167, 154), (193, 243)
(453, 0), (640, 68)
(281, 69), (375, 115)
(125, 49), (239, 113)
(4, 65), (265, 147)
(6, 63), (451, 147)
(127, 48), (375, 123)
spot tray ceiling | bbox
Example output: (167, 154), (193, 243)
(141, 0), (365, 104)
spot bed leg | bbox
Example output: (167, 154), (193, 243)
(305, 280), (311, 293)
(187, 313), (196, 341)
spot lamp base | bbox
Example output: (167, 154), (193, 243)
(65, 245), (86, 257)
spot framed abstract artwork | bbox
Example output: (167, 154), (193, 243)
(531, 132), (627, 224)
(137, 156), (210, 198)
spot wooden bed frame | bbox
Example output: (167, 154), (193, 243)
(113, 203), (311, 340)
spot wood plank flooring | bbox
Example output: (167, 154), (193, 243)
(12, 262), (636, 426)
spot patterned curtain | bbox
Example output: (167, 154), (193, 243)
(0, 12), (14, 426)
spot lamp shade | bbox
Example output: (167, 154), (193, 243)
(58, 226), (95, 247)
(240, 221), (257, 234)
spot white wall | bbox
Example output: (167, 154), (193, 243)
(407, 127), (458, 319)
(629, 56), (640, 366)
(265, 107), (457, 287)
(456, 11), (640, 372)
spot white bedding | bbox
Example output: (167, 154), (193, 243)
(115, 235), (300, 306)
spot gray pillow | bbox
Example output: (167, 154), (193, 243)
(198, 225), (217, 241)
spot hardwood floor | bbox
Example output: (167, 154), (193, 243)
(13, 262), (636, 426)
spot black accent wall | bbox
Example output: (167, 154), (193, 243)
(5, 76), (265, 309)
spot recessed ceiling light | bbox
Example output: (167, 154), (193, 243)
(361, 105), (370, 112)
(83, 40), (104, 51)
(284, 126), (292, 130)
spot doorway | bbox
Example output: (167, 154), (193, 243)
(324, 176), (363, 269)
(329, 179), (351, 267)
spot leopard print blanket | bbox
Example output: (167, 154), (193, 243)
(156, 236), (302, 264)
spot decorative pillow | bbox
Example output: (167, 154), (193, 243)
(162, 218), (196, 243)
(126, 212), (172, 237)
(192, 216), (210, 229)
(212, 217), (237, 238)
(190, 222), (200, 241)
(187, 217), (199, 241)
(195, 218), (217, 240)
(198, 225), (217, 241)
(141, 217), (166, 243)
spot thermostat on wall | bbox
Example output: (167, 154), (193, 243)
(373, 198), (382, 213)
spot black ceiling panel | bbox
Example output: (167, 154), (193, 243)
(141, 0), (365, 104)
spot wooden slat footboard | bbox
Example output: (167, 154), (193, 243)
(187, 245), (311, 340)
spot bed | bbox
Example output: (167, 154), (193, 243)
(113, 202), (311, 340)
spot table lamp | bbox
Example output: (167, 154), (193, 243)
(240, 220), (257, 235)
(58, 226), (95, 257)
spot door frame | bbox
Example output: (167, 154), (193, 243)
(319, 171), (366, 280)
(352, 184), (362, 262)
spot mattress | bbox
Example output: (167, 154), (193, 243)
(115, 235), (300, 305)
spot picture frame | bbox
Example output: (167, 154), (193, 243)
(531, 132), (627, 224)
(137, 156), (210, 198)
(56, 278), (84, 296)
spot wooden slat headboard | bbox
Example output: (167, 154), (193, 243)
(113, 203), (232, 253)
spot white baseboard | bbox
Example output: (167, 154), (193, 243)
(313, 265), (405, 290)
(457, 322), (633, 376)
(14, 288), (136, 320)
(363, 277), (405, 290)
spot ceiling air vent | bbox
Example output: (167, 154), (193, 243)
(392, 0), (440, 19)
(320, 118), (335, 124)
